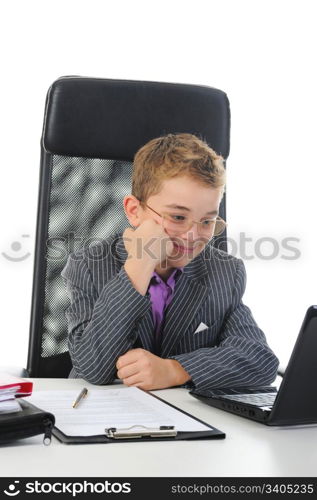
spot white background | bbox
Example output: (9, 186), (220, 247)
(0, 0), (316, 371)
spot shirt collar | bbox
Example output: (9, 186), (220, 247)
(151, 267), (184, 286)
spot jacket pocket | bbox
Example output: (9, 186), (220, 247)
(176, 319), (222, 353)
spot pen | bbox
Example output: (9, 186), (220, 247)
(72, 387), (88, 408)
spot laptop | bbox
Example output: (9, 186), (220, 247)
(189, 305), (317, 426)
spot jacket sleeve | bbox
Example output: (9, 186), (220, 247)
(61, 251), (152, 384)
(170, 259), (279, 391)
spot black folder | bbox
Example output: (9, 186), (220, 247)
(0, 399), (55, 445)
(52, 392), (225, 444)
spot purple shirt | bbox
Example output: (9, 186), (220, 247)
(147, 267), (184, 354)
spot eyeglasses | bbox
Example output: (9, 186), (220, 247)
(143, 203), (227, 237)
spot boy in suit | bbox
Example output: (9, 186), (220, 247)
(61, 133), (279, 390)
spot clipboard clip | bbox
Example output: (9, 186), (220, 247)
(105, 425), (177, 439)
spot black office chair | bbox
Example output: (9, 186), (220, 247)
(26, 76), (231, 378)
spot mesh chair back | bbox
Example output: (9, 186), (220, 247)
(27, 76), (230, 377)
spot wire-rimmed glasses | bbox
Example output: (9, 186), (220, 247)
(143, 203), (227, 237)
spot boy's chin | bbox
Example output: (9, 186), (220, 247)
(166, 250), (198, 267)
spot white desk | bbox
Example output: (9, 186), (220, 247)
(1, 378), (317, 477)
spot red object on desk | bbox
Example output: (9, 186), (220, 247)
(0, 374), (33, 398)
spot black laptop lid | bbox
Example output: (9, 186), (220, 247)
(268, 305), (317, 425)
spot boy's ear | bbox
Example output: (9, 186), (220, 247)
(123, 195), (143, 227)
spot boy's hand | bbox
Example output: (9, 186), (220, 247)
(123, 219), (174, 268)
(116, 348), (191, 390)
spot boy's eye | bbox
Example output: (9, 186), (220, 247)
(202, 219), (214, 226)
(170, 214), (187, 222)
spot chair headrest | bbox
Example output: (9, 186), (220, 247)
(43, 76), (230, 160)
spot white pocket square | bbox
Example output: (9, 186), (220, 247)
(194, 322), (209, 334)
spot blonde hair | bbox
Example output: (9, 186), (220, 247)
(132, 133), (226, 204)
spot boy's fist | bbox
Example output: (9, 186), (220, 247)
(123, 219), (174, 266)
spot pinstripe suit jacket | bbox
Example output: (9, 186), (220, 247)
(61, 231), (279, 390)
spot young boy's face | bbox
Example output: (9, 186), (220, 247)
(139, 175), (224, 271)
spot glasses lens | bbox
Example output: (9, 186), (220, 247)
(162, 215), (190, 233)
(162, 214), (226, 237)
(213, 217), (226, 236)
(198, 217), (226, 237)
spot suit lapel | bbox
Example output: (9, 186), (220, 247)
(137, 307), (155, 351)
(160, 253), (209, 358)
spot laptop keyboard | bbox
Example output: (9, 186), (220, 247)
(218, 392), (277, 408)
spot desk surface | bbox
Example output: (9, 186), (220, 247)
(1, 378), (317, 477)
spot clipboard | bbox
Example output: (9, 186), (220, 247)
(51, 390), (225, 444)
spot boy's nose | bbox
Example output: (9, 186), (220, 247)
(180, 222), (200, 240)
